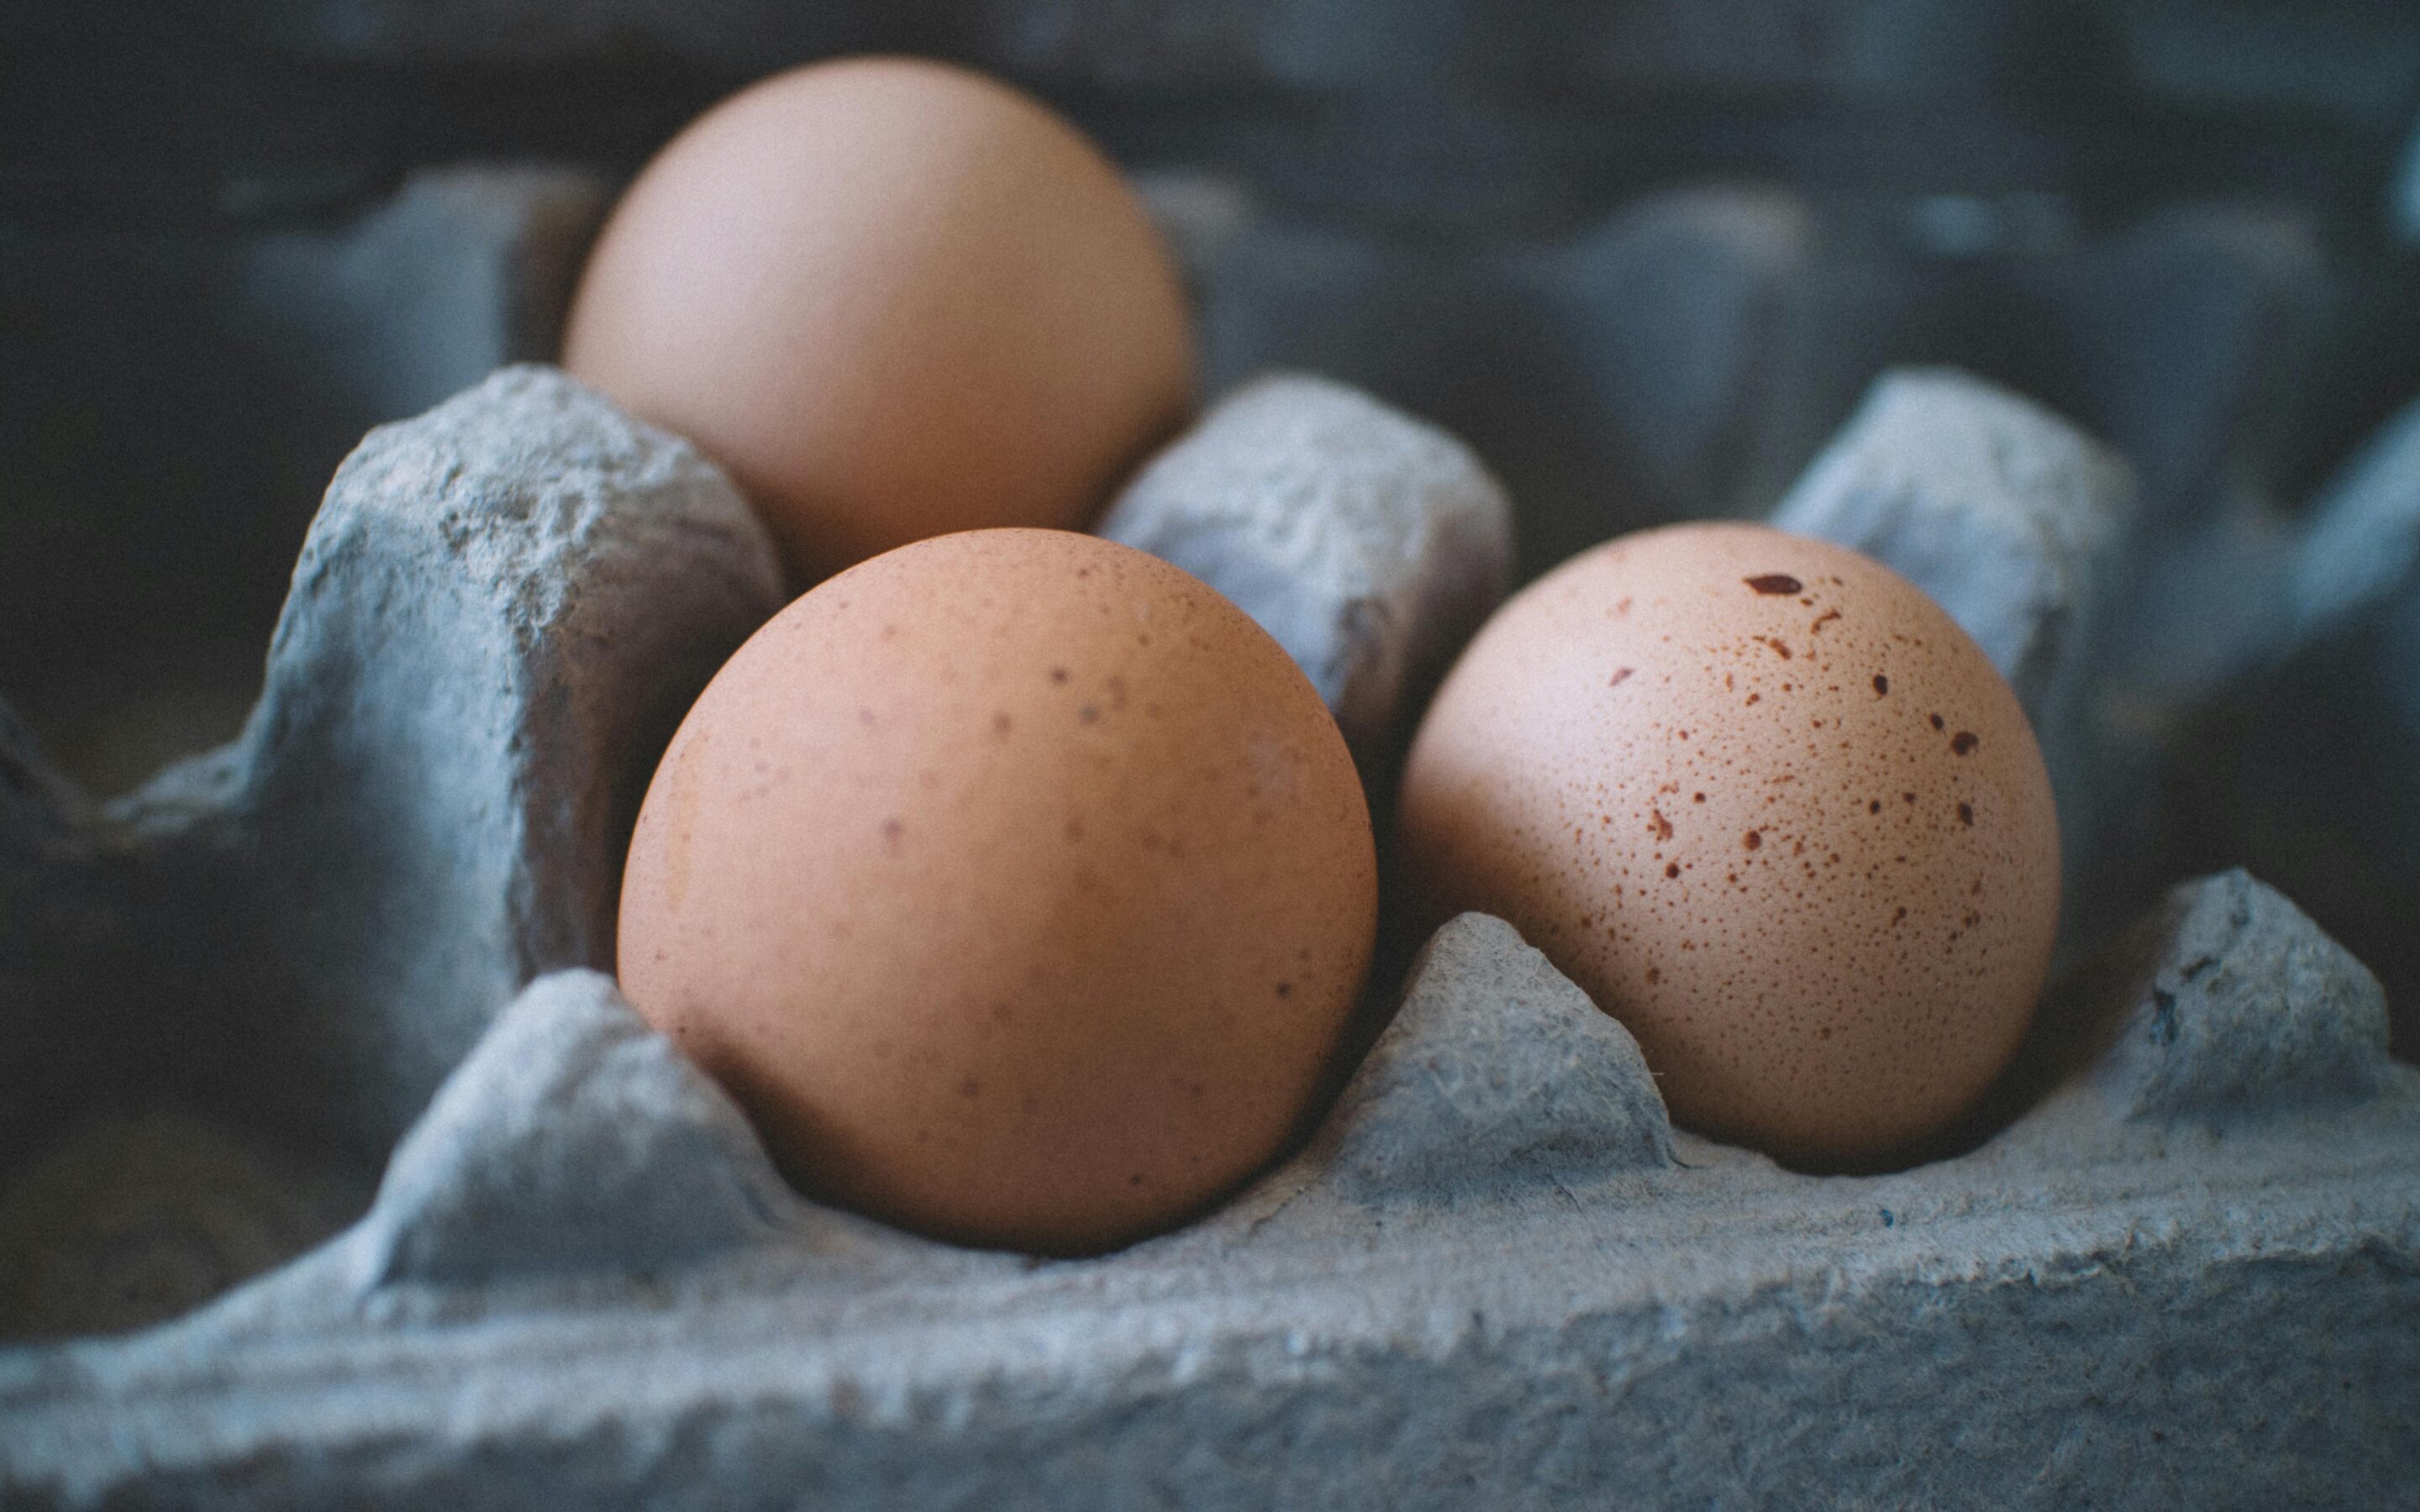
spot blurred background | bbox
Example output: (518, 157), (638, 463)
(5, 0), (2420, 1051)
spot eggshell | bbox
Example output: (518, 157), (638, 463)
(563, 56), (1196, 586)
(1399, 522), (2060, 1167)
(617, 529), (1376, 1253)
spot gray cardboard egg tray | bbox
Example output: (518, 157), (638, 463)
(2, 360), (2416, 1509)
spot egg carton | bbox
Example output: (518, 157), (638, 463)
(2, 364), (2417, 1509)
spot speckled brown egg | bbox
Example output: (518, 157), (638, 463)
(1398, 522), (2059, 1167)
(562, 56), (1195, 587)
(617, 528), (1376, 1254)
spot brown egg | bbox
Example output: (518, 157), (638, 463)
(618, 529), (1376, 1253)
(563, 56), (1196, 586)
(1399, 523), (2059, 1167)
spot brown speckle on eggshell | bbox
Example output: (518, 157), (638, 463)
(1399, 522), (2060, 1167)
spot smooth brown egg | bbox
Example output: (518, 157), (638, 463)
(617, 529), (1376, 1253)
(1399, 522), (2059, 1167)
(563, 56), (1196, 586)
